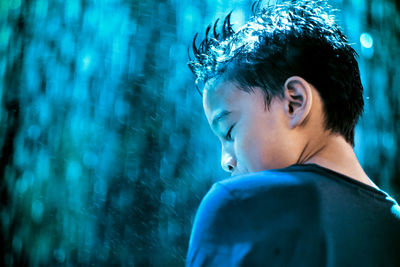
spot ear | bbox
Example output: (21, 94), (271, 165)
(283, 76), (313, 128)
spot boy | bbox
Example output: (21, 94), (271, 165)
(186, 0), (400, 266)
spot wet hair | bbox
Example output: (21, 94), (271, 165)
(188, 0), (364, 146)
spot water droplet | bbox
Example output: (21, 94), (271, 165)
(28, 125), (41, 140)
(161, 190), (176, 207)
(66, 161), (82, 183)
(82, 55), (91, 70)
(53, 248), (66, 263)
(16, 178), (28, 194)
(83, 151), (98, 168)
(360, 33), (373, 49)
(31, 200), (44, 223)
(9, 0), (21, 10)
(12, 237), (22, 253)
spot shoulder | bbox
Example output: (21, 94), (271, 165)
(218, 168), (322, 210)
(190, 168), (322, 239)
(220, 167), (317, 193)
(187, 182), (236, 245)
(187, 168), (326, 266)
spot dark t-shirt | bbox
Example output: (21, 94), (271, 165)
(186, 164), (400, 266)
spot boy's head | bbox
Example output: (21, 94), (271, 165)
(189, 0), (364, 175)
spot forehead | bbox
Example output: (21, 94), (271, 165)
(203, 79), (244, 112)
(202, 79), (263, 127)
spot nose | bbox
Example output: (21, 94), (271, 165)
(221, 151), (237, 173)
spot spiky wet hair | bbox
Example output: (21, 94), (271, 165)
(188, 0), (364, 146)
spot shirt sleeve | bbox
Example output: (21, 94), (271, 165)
(186, 181), (327, 267)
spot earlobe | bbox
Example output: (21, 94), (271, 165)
(283, 76), (313, 128)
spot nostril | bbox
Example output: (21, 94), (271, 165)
(221, 154), (236, 173)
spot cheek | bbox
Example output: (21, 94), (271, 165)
(236, 122), (290, 172)
(235, 129), (271, 172)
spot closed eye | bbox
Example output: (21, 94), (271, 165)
(225, 124), (235, 141)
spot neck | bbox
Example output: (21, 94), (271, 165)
(298, 134), (379, 190)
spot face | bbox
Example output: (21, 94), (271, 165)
(203, 79), (298, 176)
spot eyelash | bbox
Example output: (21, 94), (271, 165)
(225, 125), (235, 141)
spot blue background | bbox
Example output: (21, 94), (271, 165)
(1, 0), (399, 265)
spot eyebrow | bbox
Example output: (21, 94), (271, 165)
(211, 110), (232, 130)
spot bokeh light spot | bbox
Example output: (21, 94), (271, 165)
(360, 32), (373, 48)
